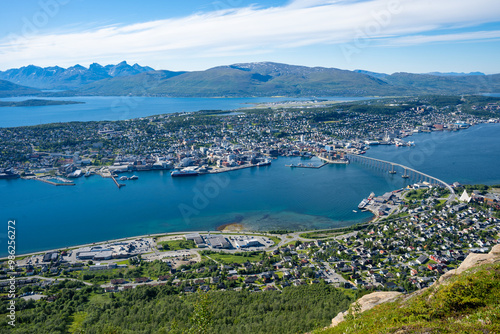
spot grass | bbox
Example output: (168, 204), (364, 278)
(267, 236), (282, 245)
(89, 293), (112, 306)
(317, 262), (500, 334)
(158, 239), (196, 251)
(300, 231), (345, 239)
(68, 311), (87, 333)
(405, 189), (428, 202)
(204, 252), (263, 264)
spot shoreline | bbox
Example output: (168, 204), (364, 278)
(2, 220), (379, 260)
(3, 124), (498, 259)
(1, 229), (260, 260)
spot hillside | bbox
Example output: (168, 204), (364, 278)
(76, 70), (186, 96)
(0, 79), (40, 97)
(78, 62), (403, 97)
(3, 61), (500, 97)
(319, 245), (500, 334)
(384, 72), (500, 95)
(78, 62), (500, 97)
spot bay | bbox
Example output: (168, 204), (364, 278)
(364, 123), (500, 185)
(1, 113), (499, 256)
(0, 96), (368, 128)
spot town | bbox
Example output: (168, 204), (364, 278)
(0, 95), (498, 181)
(1, 183), (499, 300)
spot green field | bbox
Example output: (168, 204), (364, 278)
(158, 239), (196, 251)
(203, 251), (263, 264)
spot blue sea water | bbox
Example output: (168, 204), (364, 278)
(364, 123), (500, 185)
(0, 96), (369, 128)
(0, 101), (499, 255)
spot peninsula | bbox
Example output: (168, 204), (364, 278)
(0, 99), (84, 107)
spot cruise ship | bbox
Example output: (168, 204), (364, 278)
(171, 170), (199, 177)
(0, 170), (20, 179)
(358, 198), (369, 209)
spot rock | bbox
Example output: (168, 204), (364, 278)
(438, 244), (500, 284)
(330, 291), (402, 328)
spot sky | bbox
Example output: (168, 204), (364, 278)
(1, 0), (500, 74)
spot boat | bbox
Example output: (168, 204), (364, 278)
(119, 176), (129, 181)
(84, 171), (92, 177)
(129, 175), (139, 180)
(352, 210), (358, 213)
(257, 159), (271, 166)
(171, 170), (199, 177)
(67, 169), (82, 178)
(358, 198), (369, 209)
(0, 170), (20, 179)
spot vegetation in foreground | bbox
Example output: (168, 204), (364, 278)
(318, 262), (500, 334)
(0, 283), (352, 334)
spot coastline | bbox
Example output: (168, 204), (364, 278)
(1, 229), (259, 260)
(216, 223), (245, 232)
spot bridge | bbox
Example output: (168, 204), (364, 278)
(345, 153), (455, 203)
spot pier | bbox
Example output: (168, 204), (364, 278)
(346, 153), (455, 203)
(34, 177), (75, 186)
(316, 155), (350, 165)
(110, 175), (126, 189)
(285, 162), (328, 169)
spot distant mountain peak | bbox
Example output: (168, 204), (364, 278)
(0, 62), (155, 89)
(425, 71), (485, 76)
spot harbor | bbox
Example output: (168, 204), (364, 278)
(32, 176), (75, 186)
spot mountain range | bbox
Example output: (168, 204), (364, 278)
(1, 61), (499, 97)
(0, 61), (154, 90)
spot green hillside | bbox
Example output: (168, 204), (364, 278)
(0, 283), (352, 334)
(76, 62), (500, 97)
(385, 72), (500, 95)
(78, 70), (185, 96)
(318, 262), (500, 334)
(0, 79), (40, 97)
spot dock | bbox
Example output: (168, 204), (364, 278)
(285, 162), (328, 169)
(34, 177), (75, 186)
(316, 155), (350, 165)
(110, 175), (126, 189)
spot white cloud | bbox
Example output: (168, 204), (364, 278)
(0, 0), (499, 69)
(384, 30), (500, 46)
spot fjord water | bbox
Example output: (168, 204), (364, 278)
(2, 122), (500, 256)
(0, 96), (368, 127)
(1, 122), (500, 255)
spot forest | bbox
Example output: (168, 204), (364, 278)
(0, 282), (353, 334)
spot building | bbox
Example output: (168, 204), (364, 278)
(205, 235), (231, 249)
(186, 233), (205, 246)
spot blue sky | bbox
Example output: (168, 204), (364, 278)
(1, 0), (500, 73)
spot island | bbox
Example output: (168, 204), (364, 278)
(0, 99), (84, 107)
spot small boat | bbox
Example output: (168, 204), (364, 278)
(352, 210), (358, 213)
(129, 175), (139, 180)
(119, 176), (128, 181)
